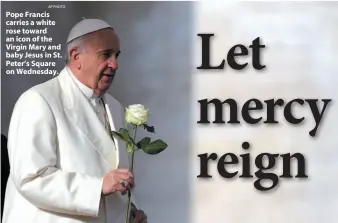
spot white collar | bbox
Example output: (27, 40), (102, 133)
(66, 66), (102, 102)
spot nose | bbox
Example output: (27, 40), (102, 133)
(107, 56), (118, 70)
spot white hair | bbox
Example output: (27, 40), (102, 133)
(64, 37), (87, 65)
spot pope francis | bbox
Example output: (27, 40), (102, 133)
(2, 19), (147, 223)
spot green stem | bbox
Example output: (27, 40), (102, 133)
(130, 126), (137, 172)
(125, 125), (137, 223)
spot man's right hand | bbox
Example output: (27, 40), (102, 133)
(102, 169), (134, 196)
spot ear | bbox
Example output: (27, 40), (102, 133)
(69, 47), (82, 69)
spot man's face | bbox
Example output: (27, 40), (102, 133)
(78, 28), (120, 96)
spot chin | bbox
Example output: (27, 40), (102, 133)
(99, 86), (110, 94)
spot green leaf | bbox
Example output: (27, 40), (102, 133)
(118, 128), (130, 141)
(127, 142), (134, 153)
(142, 139), (167, 155)
(136, 137), (151, 149)
(129, 136), (137, 146)
(111, 131), (128, 142)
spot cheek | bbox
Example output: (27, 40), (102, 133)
(81, 56), (94, 70)
(98, 61), (109, 72)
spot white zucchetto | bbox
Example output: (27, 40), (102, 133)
(66, 18), (114, 43)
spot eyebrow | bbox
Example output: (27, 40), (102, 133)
(99, 49), (121, 55)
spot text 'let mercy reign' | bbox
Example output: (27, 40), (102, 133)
(195, 33), (332, 192)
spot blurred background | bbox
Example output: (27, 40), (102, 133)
(1, 1), (338, 223)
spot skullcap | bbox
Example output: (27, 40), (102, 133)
(66, 18), (114, 43)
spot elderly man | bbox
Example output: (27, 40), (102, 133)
(2, 19), (147, 223)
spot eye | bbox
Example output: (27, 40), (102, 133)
(102, 51), (111, 59)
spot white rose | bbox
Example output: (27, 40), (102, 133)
(125, 104), (149, 126)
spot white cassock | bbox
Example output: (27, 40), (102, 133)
(2, 66), (137, 223)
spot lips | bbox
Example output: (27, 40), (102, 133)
(100, 69), (115, 77)
(102, 68), (115, 76)
(100, 74), (114, 83)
